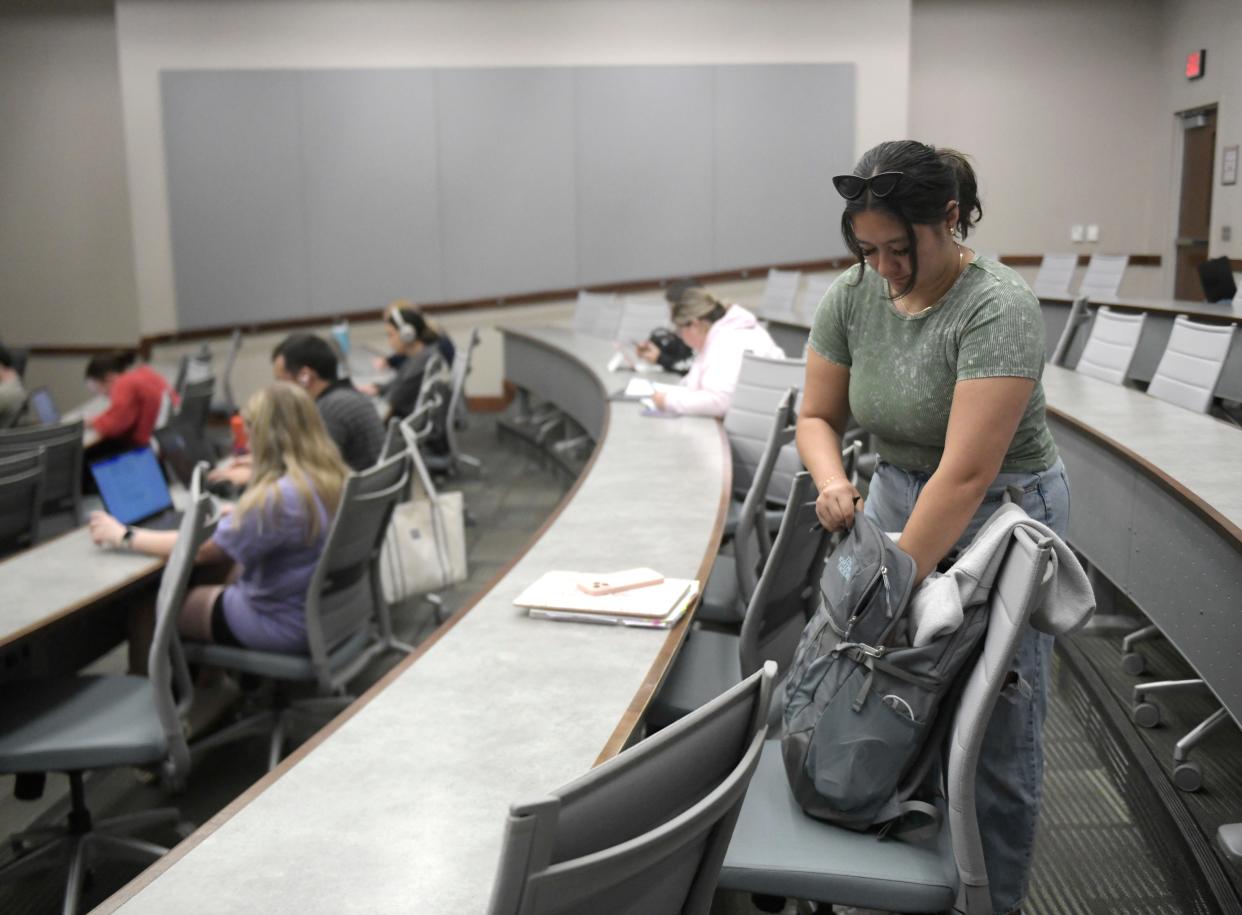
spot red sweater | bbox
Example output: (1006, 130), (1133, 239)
(91, 365), (176, 446)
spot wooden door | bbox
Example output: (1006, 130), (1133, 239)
(1175, 107), (1216, 301)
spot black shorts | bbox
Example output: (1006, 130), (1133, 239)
(210, 591), (244, 648)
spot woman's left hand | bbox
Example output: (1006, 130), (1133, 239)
(88, 511), (127, 549)
(356, 382), (379, 396)
(651, 391), (668, 411)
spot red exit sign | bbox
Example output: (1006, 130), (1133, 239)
(1186, 49), (1206, 79)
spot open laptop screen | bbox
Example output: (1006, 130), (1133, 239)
(90, 447), (174, 526)
(29, 387), (60, 425)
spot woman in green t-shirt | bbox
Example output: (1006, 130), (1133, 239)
(798, 140), (1069, 915)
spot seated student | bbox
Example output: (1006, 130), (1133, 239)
(375, 298), (455, 372)
(0, 344), (26, 427)
(358, 303), (449, 420)
(89, 381), (348, 656)
(84, 350), (177, 454)
(635, 286), (785, 417)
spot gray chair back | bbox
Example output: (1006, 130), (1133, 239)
(0, 448), (45, 553)
(946, 525), (1053, 913)
(1075, 306), (1145, 385)
(615, 295), (671, 345)
(488, 662), (777, 915)
(1048, 296), (1089, 366)
(762, 269), (801, 313)
(573, 290), (623, 339)
(1077, 253), (1128, 300)
(215, 328), (243, 414)
(0, 419), (83, 519)
(799, 274), (833, 314)
(304, 451), (410, 691)
(738, 472), (833, 685)
(732, 388), (798, 604)
(725, 353), (805, 500)
(175, 375), (215, 435)
(1145, 314), (1234, 413)
(444, 328), (481, 460)
(1031, 252), (1078, 298)
(148, 478), (217, 787)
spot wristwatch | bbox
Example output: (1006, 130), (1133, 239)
(119, 526), (135, 550)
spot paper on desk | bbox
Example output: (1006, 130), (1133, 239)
(624, 378), (656, 398)
(515, 571), (696, 619)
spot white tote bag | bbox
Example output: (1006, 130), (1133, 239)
(380, 422), (468, 604)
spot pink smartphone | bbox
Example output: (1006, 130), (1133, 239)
(577, 568), (665, 596)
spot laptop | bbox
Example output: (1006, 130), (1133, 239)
(154, 424), (240, 499)
(29, 387), (60, 425)
(89, 446), (182, 529)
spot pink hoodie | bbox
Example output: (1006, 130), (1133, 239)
(660, 304), (786, 417)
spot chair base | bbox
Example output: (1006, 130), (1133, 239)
(0, 772), (182, 915)
(191, 695), (352, 771)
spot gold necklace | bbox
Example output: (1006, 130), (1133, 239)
(897, 244), (964, 316)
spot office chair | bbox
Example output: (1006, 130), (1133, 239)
(185, 451), (411, 770)
(572, 290), (623, 339)
(695, 387), (798, 626)
(800, 274), (833, 314)
(0, 484), (215, 915)
(614, 295), (671, 347)
(0, 419), (84, 529)
(424, 327), (483, 476)
(718, 526), (1055, 915)
(1145, 314), (1234, 413)
(762, 269), (802, 314)
(1073, 306), (1146, 385)
(1031, 252), (1078, 298)
(1049, 296), (1090, 366)
(487, 662), (776, 915)
(209, 328), (244, 419)
(723, 352), (806, 539)
(648, 473), (833, 730)
(173, 376), (215, 438)
(1077, 253), (1129, 300)
(0, 448), (46, 556)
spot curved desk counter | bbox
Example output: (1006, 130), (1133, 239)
(1041, 365), (1242, 724)
(101, 327), (729, 914)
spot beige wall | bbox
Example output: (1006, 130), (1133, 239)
(910, 0), (1166, 299)
(113, 0), (913, 337)
(0, 0), (138, 347)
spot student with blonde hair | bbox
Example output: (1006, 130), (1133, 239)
(90, 382), (349, 656)
(636, 285), (784, 416)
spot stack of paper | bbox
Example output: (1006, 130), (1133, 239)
(514, 570), (700, 628)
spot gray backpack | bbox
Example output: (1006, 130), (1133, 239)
(780, 512), (988, 832)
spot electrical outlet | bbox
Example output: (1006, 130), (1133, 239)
(1070, 224), (1084, 243)
(1223, 225), (1233, 242)
(1086, 224), (1100, 242)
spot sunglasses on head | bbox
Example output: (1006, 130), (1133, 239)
(832, 171), (904, 201)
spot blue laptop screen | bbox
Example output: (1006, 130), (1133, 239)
(30, 388), (59, 425)
(90, 447), (173, 525)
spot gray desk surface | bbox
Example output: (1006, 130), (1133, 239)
(103, 327), (729, 914)
(1039, 293), (1242, 323)
(1041, 365), (1242, 531)
(0, 527), (164, 650)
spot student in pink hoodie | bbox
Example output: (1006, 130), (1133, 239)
(636, 286), (785, 417)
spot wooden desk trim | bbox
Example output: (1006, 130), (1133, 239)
(1046, 405), (1242, 551)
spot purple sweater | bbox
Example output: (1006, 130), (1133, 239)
(213, 476), (330, 653)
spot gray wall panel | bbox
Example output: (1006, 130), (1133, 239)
(163, 71), (307, 329)
(713, 64), (854, 269)
(435, 68), (577, 301)
(298, 70), (443, 315)
(575, 67), (715, 284)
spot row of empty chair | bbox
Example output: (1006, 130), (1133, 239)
(761, 269), (833, 315)
(1032, 253), (1130, 300)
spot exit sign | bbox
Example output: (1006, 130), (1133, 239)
(1186, 49), (1206, 79)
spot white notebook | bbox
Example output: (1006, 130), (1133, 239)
(515, 570), (698, 624)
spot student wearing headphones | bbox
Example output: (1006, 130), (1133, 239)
(372, 298), (455, 373)
(357, 302), (448, 420)
(84, 350), (177, 458)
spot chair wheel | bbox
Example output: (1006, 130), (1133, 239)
(174, 820), (197, 840)
(1134, 702), (1160, 728)
(1121, 652), (1146, 675)
(1174, 762), (1203, 792)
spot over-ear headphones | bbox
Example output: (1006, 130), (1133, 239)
(389, 306), (417, 345)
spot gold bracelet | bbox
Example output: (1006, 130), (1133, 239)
(819, 475), (841, 493)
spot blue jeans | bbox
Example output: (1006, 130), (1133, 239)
(864, 458), (1071, 914)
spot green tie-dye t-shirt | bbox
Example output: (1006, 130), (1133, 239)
(809, 256), (1059, 474)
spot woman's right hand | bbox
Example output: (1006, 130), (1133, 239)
(635, 341), (660, 364)
(815, 478), (863, 532)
